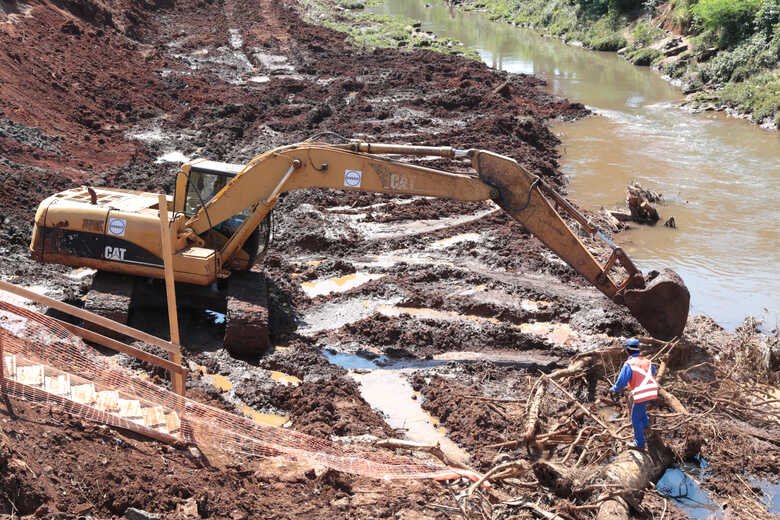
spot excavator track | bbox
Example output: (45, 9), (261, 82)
(224, 267), (270, 357)
(83, 271), (135, 340)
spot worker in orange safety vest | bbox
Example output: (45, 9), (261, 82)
(609, 338), (659, 450)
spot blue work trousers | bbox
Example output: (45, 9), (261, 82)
(631, 400), (653, 448)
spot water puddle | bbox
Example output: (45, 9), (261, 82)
(192, 364), (293, 426)
(155, 151), (190, 164)
(751, 479), (780, 513)
(237, 404), (289, 428)
(253, 52), (295, 72)
(205, 309), (226, 325)
(323, 350), (383, 370)
(192, 363), (233, 392)
(296, 296), (402, 335)
(300, 272), (384, 298)
(350, 369), (469, 463)
(270, 371), (301, 386)
(67, 267), (96, 281)
(323, 349), (446, 370)
(430, 232), (481, 250)
(657, 461), (722, 519)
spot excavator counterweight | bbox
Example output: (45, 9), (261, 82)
(30, 140), (690, 353)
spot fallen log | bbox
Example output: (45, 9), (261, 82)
(533, 431), (674, 512)
(595, 432), (674, 520)
(658, 388), (689, 415)
(373, 438), (476, 473)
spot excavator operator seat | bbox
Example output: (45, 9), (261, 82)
(180, 160), (272, 269)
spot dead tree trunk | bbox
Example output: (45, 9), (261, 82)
(595, 432), (674, 520)
(533, 432), (674, 516)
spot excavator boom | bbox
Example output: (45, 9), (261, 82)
(31, 140), (690, 342)
(181, 141), (689, 339)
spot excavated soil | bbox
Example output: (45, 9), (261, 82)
(0, 398), (448, 519)
(1, 0), (777, 518)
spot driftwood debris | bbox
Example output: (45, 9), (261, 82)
(441, 325), (780, 520)
(627, 185), (660, 223)
(595, 433), (674, 520)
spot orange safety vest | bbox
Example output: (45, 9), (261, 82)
(627, 356), (658, 403)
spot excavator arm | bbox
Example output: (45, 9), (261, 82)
(179, 141), (689, 339)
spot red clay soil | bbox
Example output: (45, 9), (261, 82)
(0, 0), (668, 517)
(0, 0), (585, 240)
(414, 373), (528, 470)
(0, 398), (451, 519)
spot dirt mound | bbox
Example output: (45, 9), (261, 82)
(271, 378), (393, 438)
(0, 398), (447, 518)
(336, 313), (552, 358)
(415, 373), (527, 470)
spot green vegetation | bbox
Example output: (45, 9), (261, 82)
(460, 0), (780, 125)
(296, 0), (479, 58)
(692, 0), (762, 47)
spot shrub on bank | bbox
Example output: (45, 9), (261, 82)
(626, 46), (663, 65)
(692, 0), (762, 48)
(582, 13), (628, 49)
(699, 32), (779, 84)
(720, 71), (780, 124)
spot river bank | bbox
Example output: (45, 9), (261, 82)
(304, 0), (779, 128)
(451, 0), (780, 128)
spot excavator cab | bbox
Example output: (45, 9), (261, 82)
(177, 160), (272, 271)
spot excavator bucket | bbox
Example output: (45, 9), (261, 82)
(623, 269), (690, 341)
(472, 150), (690, 341)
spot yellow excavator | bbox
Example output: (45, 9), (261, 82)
(30, 140), (689, 354)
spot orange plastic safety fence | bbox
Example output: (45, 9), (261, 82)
(0, 301), (461, 480)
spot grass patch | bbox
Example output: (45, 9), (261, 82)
(720, 71), (780, 123)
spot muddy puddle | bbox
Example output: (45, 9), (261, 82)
(301, 273), (385, 298)
(325, 347), (470, 463)
(191, 363), (292, 428)
(297, 297), (404, 335)
(656, 459), (722, 519)
(321, 344), (562, 464)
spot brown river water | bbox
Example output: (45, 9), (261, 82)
(370, 0), (780, 329)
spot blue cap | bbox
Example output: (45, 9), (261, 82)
(625, 338), (640, 351)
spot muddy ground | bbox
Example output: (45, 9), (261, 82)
(1, 0), (778, 518)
